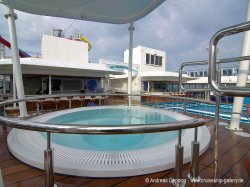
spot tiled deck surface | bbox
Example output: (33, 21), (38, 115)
(0, 115), (250, 187)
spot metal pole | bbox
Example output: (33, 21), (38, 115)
(128, 22), (134, 106)
(147, 81), (150, 92)
(0, 169), (4, 187)
(69, 98), (72, 109)
(230, 0), (250, 131)
(13, 73), (16, 107)
(187, 127), (201, 182)
(173, 130), (185, 187)
(49, 75), (52, 95)
(44, 132), (54, 187)
(4, 6), (27, 117)
(214, 95), (220, 132)
(183, 101), (187, 113)
(3, 75), (6, 94)
(214, 64), (221, 132)
(36, 99), (39, 115)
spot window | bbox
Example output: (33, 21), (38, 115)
(204, 70), (208, 77)
(199, 71), (203, 77)
(155, 56), (159, 65)
(223, 69), (227, 76)
(159, 57), (162, 66)
(145, 53), (163, 66)
(228, 69), (233, 76)
(52, 79), (62, 91)
(146, 54), (150, 64)
(150, 55), (154, 65)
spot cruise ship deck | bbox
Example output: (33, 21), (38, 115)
(1, 114), (249, 187)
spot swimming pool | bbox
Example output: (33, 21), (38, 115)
(43, 108), (179, 151)
(8, 106), (211, 177)
(145, 101), (249, 124)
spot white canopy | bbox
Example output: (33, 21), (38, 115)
(2, 0), (165, 24)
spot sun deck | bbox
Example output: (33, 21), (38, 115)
(1, 115), (249, 187)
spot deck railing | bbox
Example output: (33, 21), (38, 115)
(0, 93), (208, 187)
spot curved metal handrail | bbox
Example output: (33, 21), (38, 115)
(179, 56), (250, 93)
(0, 93), (207, 134)
(0, 116), (205, 134)
(179, 60), (210, 92)
(209, 21), (250, 96)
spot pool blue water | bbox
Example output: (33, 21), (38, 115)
(43, 108), (179, 151)
(144, 101), (249, 124)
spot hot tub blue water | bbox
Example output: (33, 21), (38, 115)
(43, 108), (179, 151)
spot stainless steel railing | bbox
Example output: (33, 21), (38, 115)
(0, 93), (207, 187)
(209, 21), (250, 96)
(179, 56), (250, 93)
(179, 55), (250, 132)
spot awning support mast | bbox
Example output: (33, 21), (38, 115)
(2, 2), (28, 117)
(230, 0), (250, 131)
(128, 22), (134, 106)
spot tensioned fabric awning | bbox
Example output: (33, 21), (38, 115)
(2, 0), (165, 24)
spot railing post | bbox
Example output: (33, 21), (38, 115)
(67, 96), (73, 109)
(214, 94), (220, 132)
(36, 99), (39, 115)
(183, 101), (187, 113)
(0, 169), (4, 187)
(187, 127), (201, 182)
(99, 97), (101, 106)
(172, 130), (186, 187)
(44, 132), (54, 187)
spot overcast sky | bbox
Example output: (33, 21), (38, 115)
(0, 0), (249, 71)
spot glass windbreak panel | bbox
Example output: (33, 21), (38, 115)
(146, 53), (150, 64)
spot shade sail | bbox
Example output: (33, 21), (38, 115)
(2, 0), (165, 24)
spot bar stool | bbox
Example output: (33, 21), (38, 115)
(39, 98), (45, 111)
(79, 96), (85, 107)
(67, 96), (73, 108)
(53, 97), (60, 110)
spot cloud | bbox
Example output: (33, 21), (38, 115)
(0, 0), (249, 70)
